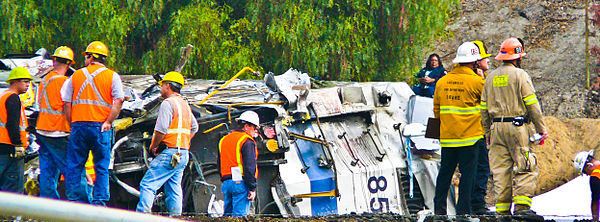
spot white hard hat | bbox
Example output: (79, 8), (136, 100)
(236, 111), (260, 127)
(574, 150), (593, 173)
(452, 42), (482, 64)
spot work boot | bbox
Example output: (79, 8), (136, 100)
(471, 207), (493, 215)
(513, 209), (544, 221)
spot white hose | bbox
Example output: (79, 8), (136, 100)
(109, 136), (129, 170)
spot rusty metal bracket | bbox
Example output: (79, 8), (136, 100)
(288, 132), (331, 169)
(293, 189), (337, 199)
(338, 132), (360, 166)
(363, 128), (386, 161)
(288, 132), (327, 145)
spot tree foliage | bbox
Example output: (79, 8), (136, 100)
(0, 0), (459, 81)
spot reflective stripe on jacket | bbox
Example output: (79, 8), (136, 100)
(433, 65), (485, 147)
(219, 131), (258, 177)
(161, 94), (193, 149)
(0, 90), (29, 147)
(480, 63), (546, 135)
(36, 71), (70, 132)
(70, 64), (114, 123)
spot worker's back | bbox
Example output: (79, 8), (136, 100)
(482, 63), (534, 118)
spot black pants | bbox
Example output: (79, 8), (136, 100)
(472, 142), (490, 209)
(433, 139), (482, 215)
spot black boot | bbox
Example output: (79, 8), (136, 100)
(513, 209), (544, 221)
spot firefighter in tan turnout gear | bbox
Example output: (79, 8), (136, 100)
(481, 37), (548, 219)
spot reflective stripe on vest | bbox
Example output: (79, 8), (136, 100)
(37, 71), (70, 132)
(219, 131), (258, 177)
(72, 67), (111, 108)
(39, 75), (64, 115)
(0, 90), (29, 147)
(70, 64), (116, 123)
(162, 95), (193, 149)
(591, 166), (600, 180)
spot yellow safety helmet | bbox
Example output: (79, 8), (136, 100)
(472, 40), (491, 59)
(51, 46), (75, 65)
(6, 67), (33, 83)
(84, 41), (109, 58)
(158, 71), (185, 87)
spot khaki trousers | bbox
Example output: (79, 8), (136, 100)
(488, 122), (538, 213)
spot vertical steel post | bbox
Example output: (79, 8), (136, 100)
(587, 0), (590, 89)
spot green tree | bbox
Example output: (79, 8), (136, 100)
(0, 0), (460, 82)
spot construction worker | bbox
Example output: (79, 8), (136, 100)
(481, 37), (548, 218)
(0, 67), (32, 193)
(433, 41), (485, 217)
(470, 40), (492, 215)
(574, 150), (600, 221)
(37, 46), (88, 199)
(137, 71), (197, 216)
(62, 41), (124, 205)
(219, 110), (260, 217)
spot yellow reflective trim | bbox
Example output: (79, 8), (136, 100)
(235, 134), (252, 174)
(495, 203), (511, 212)
(440, 105), (481, 115)
(523, 94), (538, 106)
(513, 195), (532, 206)
(480, 101), (487, 110)
(440, 135), (484, 147)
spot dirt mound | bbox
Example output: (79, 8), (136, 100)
(535, 116), (600, 194)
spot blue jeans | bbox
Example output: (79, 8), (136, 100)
(37, 134), (88, 200)
(412, 85), (435, 98)
(65, 122), (112, 205)
(137, 149), (189, 216)
(222, 179), (251, 217)
(0, 154), (24, 193)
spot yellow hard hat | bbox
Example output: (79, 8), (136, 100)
(6, 67), (33, 83)
(158, 71), (185, 87)
(84, 41), (109, 58)
(51, 46), (75, 65)
(472, 40), (492, 59)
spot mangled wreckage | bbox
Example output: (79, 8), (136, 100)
(12, 58), (457, 216)
(105, 67), (458, 217)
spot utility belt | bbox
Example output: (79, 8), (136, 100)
(492, 116), (530, 126)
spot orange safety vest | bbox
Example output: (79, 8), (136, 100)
(70, 64), (115, 123)
(36, 71), (70, 132)
(0, 90), (29, 147)
(219, 131), (258, 178)
(158, 94), (193, 149)
(591, 165), (600, 180)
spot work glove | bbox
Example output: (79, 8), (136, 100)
(170, 152), (181, 168)
(11, 146), (25, 159)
